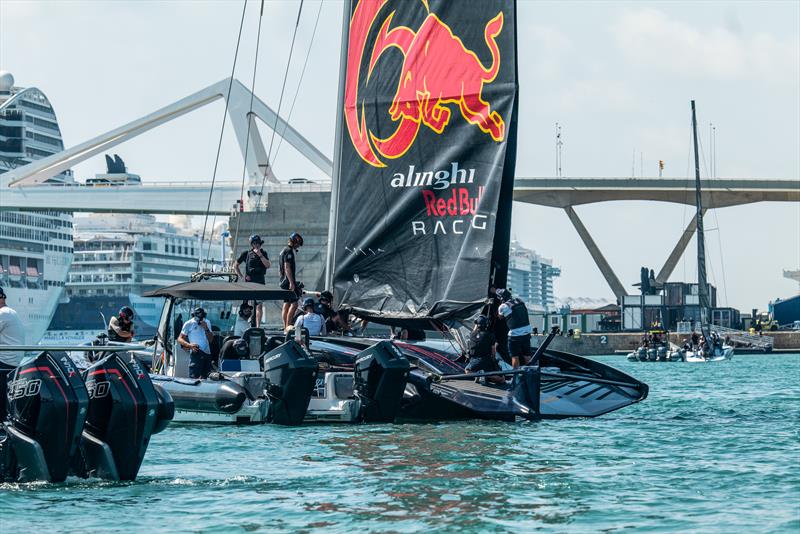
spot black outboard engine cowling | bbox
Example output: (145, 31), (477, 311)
(78, 354), (173, 481)
(262, 340), (316, 426)
(353, 341), (410, 423)
(0, 352), (88, 483)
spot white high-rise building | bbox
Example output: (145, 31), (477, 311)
(507, 240), (560, 312)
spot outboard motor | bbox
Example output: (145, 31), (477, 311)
(262, 340), (316, 426)
(353, 341), (410, 423)
(0, 352), (88, 483)
(78, 354), (173, 481)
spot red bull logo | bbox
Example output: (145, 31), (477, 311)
(345, 0), (506, 168)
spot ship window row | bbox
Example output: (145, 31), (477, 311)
(24, 114), (60, 131)
(26, 146), (55, 158)
(24, 131), (62, 147)
(0, 224), (50, 242)
(44, 244), (73, 253)
(17, 100), (54, 114)
(0, 211), (73, 229)
(141, 242), (196, 256)
(69, 273), (132, 284)
(25, 210), (73, 223)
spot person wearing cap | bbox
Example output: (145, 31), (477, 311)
(496, 288), (533, 368)
(465, 315), (505, 385)
(233, 301), (254, 336)
(0, 286), (25, 416)
(280, 233), (304, 331)
(177, 307), (214, 378)
(316, 290), (348, 334)
(108, 306), (136, 342)
(235, 235), (271, 326)
(294, 297), (326, 337)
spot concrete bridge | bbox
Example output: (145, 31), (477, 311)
(1, 75), (796, 300)
(3, 176), (795, 215)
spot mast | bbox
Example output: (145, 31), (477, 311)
(691, 100), (709, 325)
(324, 0), (351, 293)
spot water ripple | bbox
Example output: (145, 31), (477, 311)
(0, 354), (797, 533)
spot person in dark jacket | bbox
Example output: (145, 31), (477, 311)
(465, 315), (505, 384)
(108, 306), (135, 342)
(279, 233), (303, 331)
(235, 234), (271, 326)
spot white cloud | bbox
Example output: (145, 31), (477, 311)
(613, 8), (800, 85)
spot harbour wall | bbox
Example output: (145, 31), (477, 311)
(532, 331), (800, 355)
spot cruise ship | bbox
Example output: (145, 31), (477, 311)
(0, 71), (74, 345)
(46, 209), (225, 342)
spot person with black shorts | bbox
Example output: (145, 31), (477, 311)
(235, 234), (271, 326)
(279, 233), (303, 331)
(496, 288), (533, 368)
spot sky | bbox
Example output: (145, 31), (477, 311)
(1, 0), (798, 311)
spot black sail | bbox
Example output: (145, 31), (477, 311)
(329, 0), (518, 326)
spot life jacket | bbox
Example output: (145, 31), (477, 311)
(504, 298), (530, 330)
(468, 330), (495, 359)
(107, 317), (132, 342)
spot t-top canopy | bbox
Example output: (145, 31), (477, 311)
(143, 281), (294, 301)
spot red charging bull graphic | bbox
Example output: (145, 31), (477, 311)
(345, 0), (507, 168)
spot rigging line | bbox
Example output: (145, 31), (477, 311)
(257, 0), (305, 204)
(229, 0), (267, 270)
(712, 207), (729, 306)
(198, 0), (249, 272)
(270, 0), (323, 171)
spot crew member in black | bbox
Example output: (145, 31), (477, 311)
(108, 306), (135, 342)
(317, 290), (336, 332)
(465, 315), (505, 385)
(496, 288), (533, 368)
(279, 233), (303, 331)
(488, 287), (511, 365)
(235, 234), (271, 326)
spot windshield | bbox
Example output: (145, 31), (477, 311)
(170, 299), (243, 340)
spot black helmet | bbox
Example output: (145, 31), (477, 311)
(302, 297), (315, 310)
(119, 306), (134, 319)
(320, 290), (333, 303)
(233, 338), (249, 357)
(192, 307), (207, 320)
(250, 234), (263, 245)
(289, 232), (304, 246)
(475, 315), (488, 330)
(495, 288), (511, 302)
(0, 286), (6, 299)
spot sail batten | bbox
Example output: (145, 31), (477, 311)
(329, 0), (519, 326)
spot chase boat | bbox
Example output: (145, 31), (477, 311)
(143, 276), (410, 425)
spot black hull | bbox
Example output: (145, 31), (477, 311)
(374, 341), (647, 421)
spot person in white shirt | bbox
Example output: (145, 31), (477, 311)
(177, 307), (214, 378)
(496, 288), (533, 368)
(233, 301), (254, 336)
(0, 286), (25, 415)
(294, 298), (326, 337)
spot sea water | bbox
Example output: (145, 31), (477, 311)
(1, 354), (798, 533)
